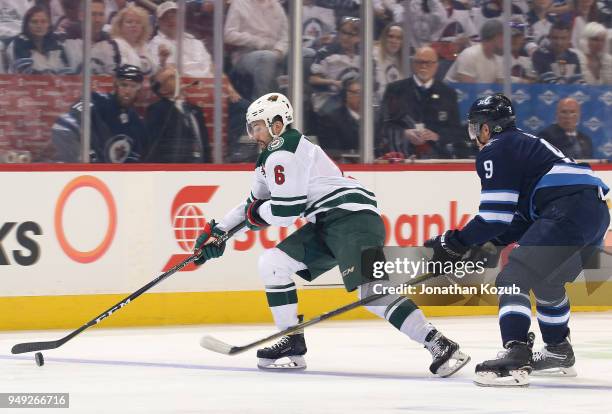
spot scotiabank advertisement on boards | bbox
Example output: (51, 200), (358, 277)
(1, 166), (610, 297)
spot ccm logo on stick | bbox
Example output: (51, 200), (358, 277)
(0, 221), (42, 266)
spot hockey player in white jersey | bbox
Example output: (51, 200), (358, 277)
(194, 93), (470, 375)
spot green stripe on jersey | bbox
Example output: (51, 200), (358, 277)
(271, 203), (307, 217)
(271, 195), (307, 202)
(304, 192), (377, 216)
(305, 187), (375, 214)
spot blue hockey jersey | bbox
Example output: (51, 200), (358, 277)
(51, 92), (147, 163)
(457, 127), (609, 246)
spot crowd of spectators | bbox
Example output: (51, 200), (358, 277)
(0, 0), (609, 162)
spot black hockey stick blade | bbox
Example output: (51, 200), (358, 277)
(12, 340), (64, 354)
(200, 271), (437, 356)
(11, 334), (77, 354)
(12, 221), (246, 354)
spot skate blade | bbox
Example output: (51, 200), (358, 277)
(532, 366), (577, 377)
(257, 356), (306, 371)
(436, 350), (471, 378)
(474, 369), (530, 387)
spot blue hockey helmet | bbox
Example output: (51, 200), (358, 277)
(467, 93), (515, 142)
(115, 64), (144, 83)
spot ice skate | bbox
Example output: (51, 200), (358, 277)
(424, 330), (471, 377)
(257, 332), (307, 370)
(474, 332), (534, 387)
(532, 337), (577, 377)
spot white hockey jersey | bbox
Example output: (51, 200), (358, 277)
(218, 129), (379, 231)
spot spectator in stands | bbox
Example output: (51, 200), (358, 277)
(303, 0), (336, 50)
(436, 0), (478, 42)
(5, 5), (72, 74)
(184, 0), (231, 51)
(310, 16), (360, 115)
(431, 0), (478, 79)
(62, 0), (110, 72)
(144, 66), (211, 163)
(54, 0), (81, 40)
(374, 23), (404, 101)
(371, 0), (400, 38)
(532, 21), (585, 83)
(404, 0), (448, 50)
(526, 0), (559, 47)
(106, 0), (128, 25)
(374, 0), (404, 23)
(571, 0), (598, 48)
(51, 64), (148, 163)
(148, 2), (243, 104)
(0, 1), (30, 42)
(379, 46), (463, 159)
(224, 0), (289, 101)
(90, 0), (110, 43)
(317, 0), (360, 26)
(510, 18), (537, 83)
(91, 4), (155, 76)
(597, 0), (612, 28)
(445, 19), (504, 83)
(538, 97), (593, 158)
(35, 0), (65, 26)
(471, 0), (524, 34)
(576, 22), (612, 84)
(317, 77), (360, 158)
(149, 1), (213, 77)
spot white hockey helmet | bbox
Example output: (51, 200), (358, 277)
(246, 93), (294, 139)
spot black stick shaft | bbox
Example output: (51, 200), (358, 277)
(11, 222), (245, 354)
(225, 271), (437, 355)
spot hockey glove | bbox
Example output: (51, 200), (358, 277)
(424, 230), (470, 275)
(465, 241), (502, 268)
(193, 219), (227, 265)
(245, 198), (269, 231)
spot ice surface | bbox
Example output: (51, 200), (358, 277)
(1, 313), (611, 413)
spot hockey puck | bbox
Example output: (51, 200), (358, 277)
(34, 352), (44, 367)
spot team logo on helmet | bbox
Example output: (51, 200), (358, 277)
(268, 137), (284, 151)
(477, 96), (493, 106)
(267, 95), (280, 102)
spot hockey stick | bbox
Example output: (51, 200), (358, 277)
(200, 271), (437, 356)
(11, 222), (246, 355)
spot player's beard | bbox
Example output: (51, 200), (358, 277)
(118, 93), (137, 108)
(257, 139), (267, 150)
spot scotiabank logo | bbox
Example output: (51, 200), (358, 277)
(55, 175), (117, 263)
(163, 186), (218, 271)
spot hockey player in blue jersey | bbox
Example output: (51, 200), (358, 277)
(425, 93), (610, 387)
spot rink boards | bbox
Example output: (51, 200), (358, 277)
(1, 164), (611, 330)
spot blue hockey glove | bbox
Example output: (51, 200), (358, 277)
(424, 230), (470, 275)
(465, 241), (502, 268)
(193, 219), (227, 265)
